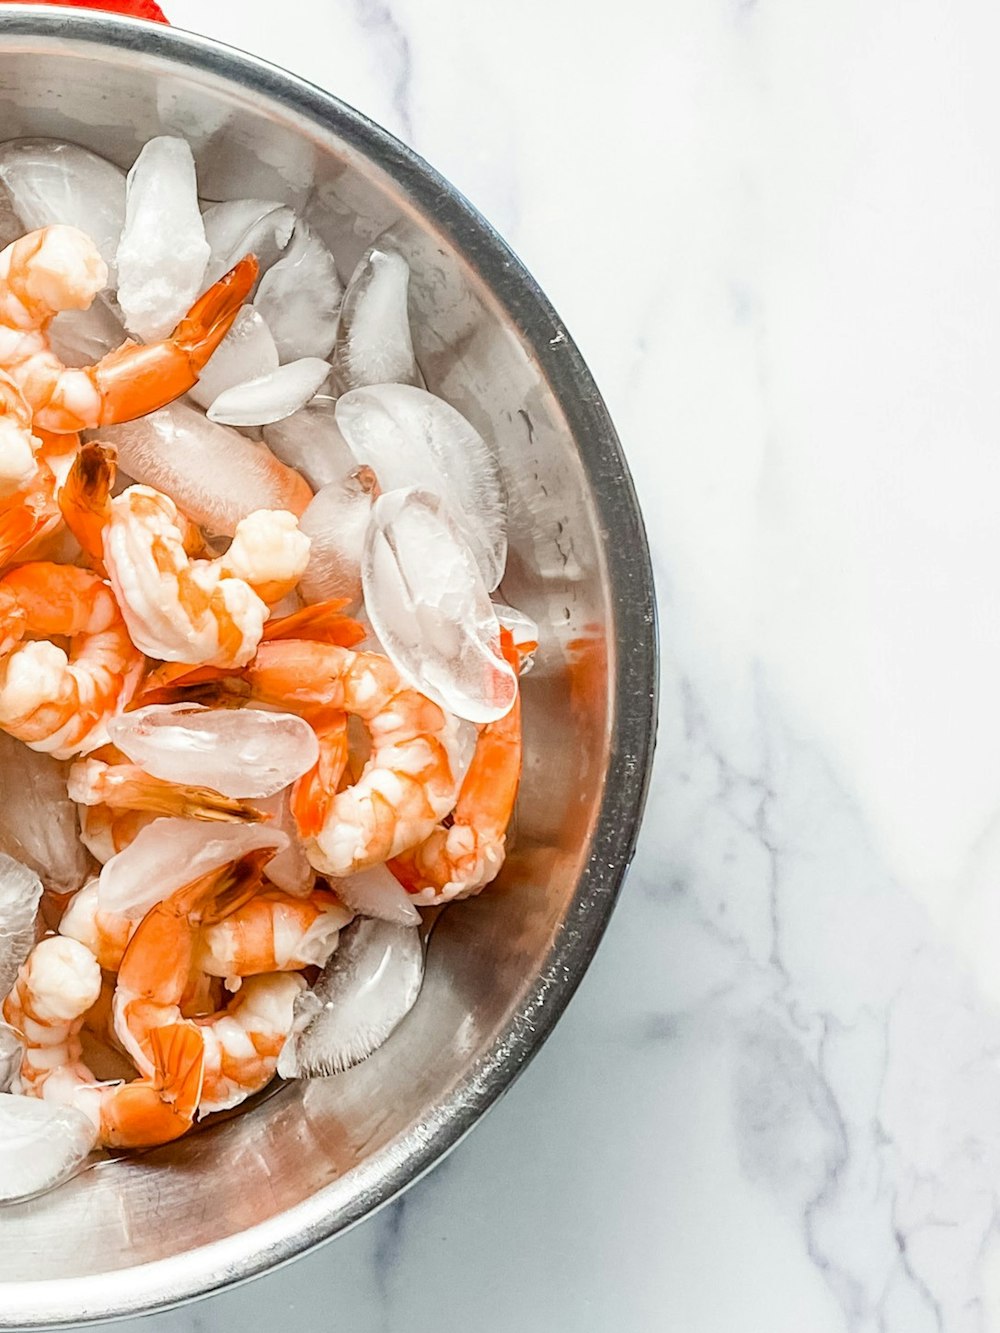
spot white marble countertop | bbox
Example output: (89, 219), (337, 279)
(110, 0), (1000, 1329)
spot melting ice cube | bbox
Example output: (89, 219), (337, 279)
(201, 197), (295, 287)
(254, 220), (342, 362)
(298, 467), (378, 608)
(96, 400), (313, 537)
(0, 732), (91, 895)
(207, 357), (331, 427)
(278, 918), (423, 1078)
(116, 136), (210, 342)
(362, 488), (517, 724)
(0, 1095), (98, 1205)
(0, 138), (126, 278)
(0, 854), (43, 1001)
(188, 305), (279, 411)
(336, 383), (507, 590)
(331, 245), (422, 393)
(108, 704), (319, 800)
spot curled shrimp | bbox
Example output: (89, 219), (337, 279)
(103, 485), (311, 668)
(0, 562), (142, 757)
(78, 802), (156, 865)
(0, 225), (257, 433)
(195, 885), (352, 980)
(113, 850), (306, 1114)
(0, 369), (43, 499)
(391, 631), (523, 903)
(2, 935), (204, 1148)
(242, 640), (471, 877)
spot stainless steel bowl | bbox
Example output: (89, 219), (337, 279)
(0, 8), (657, 1326)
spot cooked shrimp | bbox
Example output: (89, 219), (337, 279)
(104, 486), (310, 668)
(114, 850), (305, 1114)
(78, 802), (156, 865)
(0, 369), (42, 498)
(57, 440), (115, 566)
(2, 935), (204, 1148)
(0, 226), (257, 433)
(391, 631), (523, 903)
(68, 753), (266, 824)
(195, 885), (352, 980)
(0, 562), (142, 757)
(243, 641), (469, 877)
(59, 879), (130, 971)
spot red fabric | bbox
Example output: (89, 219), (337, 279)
(2, 0), (169, 21)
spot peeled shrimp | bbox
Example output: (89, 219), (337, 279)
(104, 486), (310, 668)
(2, 935), (204, 1148)
(0, 562), (142, 757)
(114, 851), (305, 1114)
(78, 803), (155, 865)
(243, 640), (471, 877)
(195, 886), (352, 980)
(0, 225), (257, 433)
(0, 368), (41, 498)
(59, 878), (131, 971)
(391, 631), (522, 903)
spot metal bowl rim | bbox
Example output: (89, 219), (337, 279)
(0, 7), (659, 1324)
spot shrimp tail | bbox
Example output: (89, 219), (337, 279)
(70, 756), (267, 824)
(88, 255), (260, 428)
(58, 441), (115, 564)
(100, 1022), (205, 1148)
(149, 1023), (204, 1112)
(171, 847), (272, 927)
(262, 601), (367, 648)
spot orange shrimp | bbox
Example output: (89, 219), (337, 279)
(0, 227), (257, 433)
(195, 885), (352, 979)
(0, 562), (142, 757)
(390, 630), (522, 903)
(241, 640), (470, 877)
(2, 935), (204, 1149)
(114, 850), (305, 1114)
(103, 486), (310, 669)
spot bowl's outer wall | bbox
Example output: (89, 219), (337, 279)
(0, 10), (657, 1326)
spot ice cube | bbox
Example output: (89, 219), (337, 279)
(253, 790), (314, 896)
(334, 864), (420, 927)
(253, 220), (342, 362)
(262, 392), (358, 490)
(207, 357), (331, 427)
(0, 1095), (98, 1204)
(201, 198), (295, 287)
(116, 137), (210, 342)
(96, 400), (313, 537)
(0, 732), (90, 895)
(0, 1024), (22, 1092)
(362, 489), (517, 724)
(98, 817), (289, 918)
(48, 295), (127, 369)
(298, 467), (378, 608)
(277, 919), (423, 1078)
(336, 384), (507, 590)
(331, 245), (422, 392)
(188, 306), (279, 410)
(108, 704), (319, 799)
(0, 138), (127, 279)
(0, 854), (43, 1000)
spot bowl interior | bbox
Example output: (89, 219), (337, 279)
(0, 13), (655, 1326)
